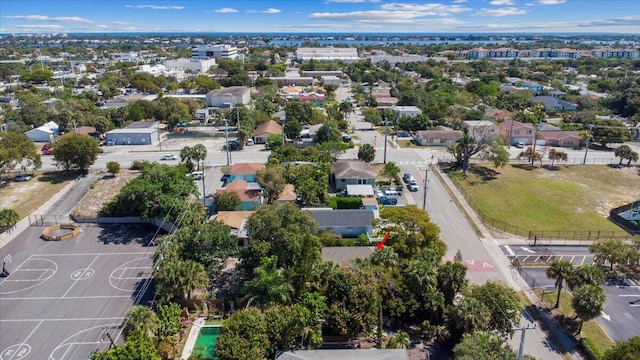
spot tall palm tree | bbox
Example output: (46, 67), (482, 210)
(191, 144), (207, 171)
(567, 265), (605, 290)
(244, 256), (294, 307)
(179, 260), (209, 299)
(448, 297), (492, 335)
(572, 284), (606, 333)
(437, 261), (468, 306)
(180, 146), (194, 171)
(546, 260), (574, 308)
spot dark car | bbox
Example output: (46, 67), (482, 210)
(14, 174), (32, 182)
(222, 140), (240, 151)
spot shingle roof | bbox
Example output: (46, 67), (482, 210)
(229, 163), (264, 175)
(215, 211), (254, 229)
(415, 127), (463, 141)
(332, 160), (376, 179)
(253, 120), (282, 136)
(539, 130), (582, 140)
(308, 209), (375, 228)
(207, 86), (250, 97)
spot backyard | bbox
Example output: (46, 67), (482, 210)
(447, 164), (640, 236)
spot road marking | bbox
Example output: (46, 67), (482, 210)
(521, 247), (536, 254)
(600, 312), (611, 321)
(618, 295), (640, 297)
(504, 245), (515, 256)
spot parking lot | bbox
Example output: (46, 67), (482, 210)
(0, 224), (158, 359)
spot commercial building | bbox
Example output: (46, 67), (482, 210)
(164, 58), (216, 73)
(104, 121), (159, 145)
(191, 44), (241, 60)
(25, 121), (59, 142)
(205, 87), (251, 107)
(296, 47), (359, 63)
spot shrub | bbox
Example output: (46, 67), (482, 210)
(106, 161), (121, 176)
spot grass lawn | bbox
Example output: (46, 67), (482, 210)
(0, 171), (77, 219)
(448, 164), (639, 233)
(535, 288), (613, 354)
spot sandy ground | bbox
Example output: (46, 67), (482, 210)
(72, 170), (139, 217)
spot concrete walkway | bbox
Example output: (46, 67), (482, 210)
(433, 164), (585, 359)
(181, 317), (206, 360)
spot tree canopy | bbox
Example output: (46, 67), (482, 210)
(53, 134), (101, 171)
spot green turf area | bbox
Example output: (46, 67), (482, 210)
(448, 164), (638, 234)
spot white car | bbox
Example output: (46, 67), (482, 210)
(160, 154), (178, 161)
(408, 183), (419, 192)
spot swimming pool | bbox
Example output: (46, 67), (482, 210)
(192, 326), (221, 360)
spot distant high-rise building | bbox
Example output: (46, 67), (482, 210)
(191, 44), (241, 60)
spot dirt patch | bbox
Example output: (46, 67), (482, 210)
(72, 170), (139, 217)
(0, 171), (76, 218)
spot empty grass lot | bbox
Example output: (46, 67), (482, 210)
(0, 171), (77, 219)
(448, 164), (640, 234)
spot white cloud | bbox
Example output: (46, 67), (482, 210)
(262, 8), (282, 14)
(380, 3), (471, 15)
(210, 8), (238, 13)
(490, 0), (514, 5)
(474, 7), (527, 16)
(111, 21), (131, 25)
(458, 15), (640, 32)
(10, 24), (67, 30)
(309, 10), (464, 25)
(95, 24), (109, 29)
(125, 5), (184, 10)
(537, 0), (567, 4)
(4, 15), (92, 23)
(453, 0), (468, 3)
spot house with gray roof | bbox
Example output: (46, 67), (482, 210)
(307, 209), (375, 238)
(532, 96), (577, 111)
(413, 126), (463, 146)
(332, 160), (376, 192)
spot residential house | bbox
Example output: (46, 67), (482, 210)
(332, 160), (376, 192)
(413, 126), (463, 146)
(538, 130), (582, 148)
(392, 105), (422, 118)
(252, 120), (282, 144)
(307, 209), (375, 238)
(485, 107), (512, 122)
(205, 86), (250, 107)
(215, 180), (262, 211)
(345, 184), (375, 198)
(520, 82), (543, 94)
(228, 163), (264, 183)
(548, 90), (566, 98)
(532, 96), (577, 111)
(499, 120), (535, 145)
(25, 121), (59, 142)
(214, 211), (254, 247)
(277, 184), (297, 204)
(298, 93), (326, 106)
(462, 120), (499, 140)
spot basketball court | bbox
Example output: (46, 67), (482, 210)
(0, 225), (157, 360)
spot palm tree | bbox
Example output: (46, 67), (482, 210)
(572, 284), (606, 333)
(244, 256), (294, 307)
(546, 260), (574, 308)
(389, 330), (410, 349)
(358, 143), (376, 163)
(567, 265), (605, 290)
(338, 100), (354, 120)
(122, 305), (158, 338)
(191, 144), (207, 171)
(448, 297), (491, 335)
(180, 146), (194, 171)
(437, 261), (468, 306)
(179, 260), (209, 299)
(381, 161), (400, 185)
(155, 260), (208, 301)
(548, 148), (568, 168)
(517, 146), (542, 166)
(614, 145), (635, 166)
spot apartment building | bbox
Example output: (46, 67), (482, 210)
(191, 44), (241, 60)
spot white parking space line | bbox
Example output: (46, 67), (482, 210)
(504, 245), (515, 256)
(0, 317), (125, 322)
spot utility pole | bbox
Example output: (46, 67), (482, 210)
(513, 324), (536, 360)
(158, 122), (162, 152)
(202, 170), (206, 204)
(583, 124), (593, 165)
(422, 167), (428, 211)
(224, 112), (231, 166)
(383, 116), (388, 164)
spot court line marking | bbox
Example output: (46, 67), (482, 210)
(62, 255), (100, 298)
(5, 320), (42, 360)
(51, 324), (120, 360)
(33, 252), (150, 257)
(0, 317), (125, 322)
(0, 258), (57, 295)
(109, 257), (152, 291)
(0, 295), (132, 300)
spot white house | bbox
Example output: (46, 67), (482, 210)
(191, 44), (241, 60)
(296, 47), (359, 63)
(462, 120), (499, 140)
(392, 106), (422, 118)
(164, 58), (216, 73)
(205, 87), (251, 107)
(25, 121), (59, 142)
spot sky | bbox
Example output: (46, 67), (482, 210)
(1, 0), (639, 34)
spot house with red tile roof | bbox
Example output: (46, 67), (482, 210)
(499, 120), (535, 146)
(228, 163), (264, 183)
(215, 180), (263, 211)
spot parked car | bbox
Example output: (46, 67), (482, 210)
(342, 134), (352, 142)
(160, 154), (178, 160)
(403, 173), (412, 183)
(409, 178), (417, 186)
(408, 183), (419, 192)
(186, 171), (204, 180)
(514, 141), (525, 148)
(14, 174), (32, 182)
(222, 140), (240, 151)
(246, 139), (254, 146)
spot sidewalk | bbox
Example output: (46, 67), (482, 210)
(432, 164), (585, 360)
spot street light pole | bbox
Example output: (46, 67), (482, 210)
(383, 117), (388, 164)
(422, 167), (428, 211)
